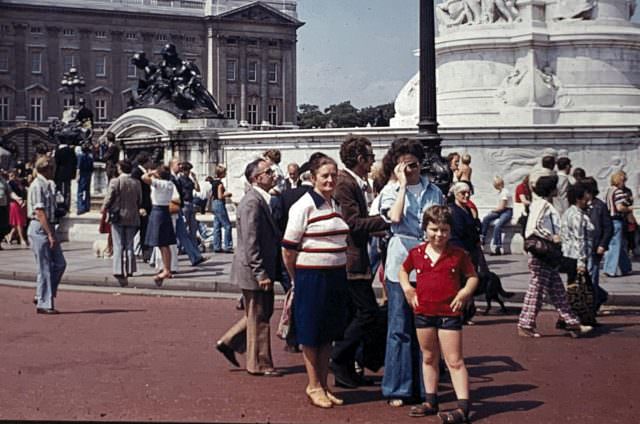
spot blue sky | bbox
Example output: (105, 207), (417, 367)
(296, 0), (420, 109)
(295, 1), (639, 110)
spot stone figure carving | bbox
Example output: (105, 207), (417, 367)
(552, 0), (597, 20)
(129, 44), (223, 118)
(481, 0), (520, 23)
(489, 147), (560, 186)
(436, 0), (483, 27)
(47, 118), (93, 146)
(436, 0), (520, 28)
(496, 62), (562, 108)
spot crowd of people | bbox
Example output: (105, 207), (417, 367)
(2, 131), (636, 421)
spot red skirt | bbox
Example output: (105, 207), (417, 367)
(8, 201), (26, 227)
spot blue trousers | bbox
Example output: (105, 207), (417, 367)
(381, 280), (424, 400)
(175, 212), (202, 265)
(588, 253), (608, 310)
(76, 173), (92, 214)
(481, 208), (513, 248)
(603, 220), (632, 276)
(181, 202), (198, 241)
(28, 220), (66, 310)
(211, 199), (233, 251)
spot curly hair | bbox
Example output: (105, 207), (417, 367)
(381, 138), (425, 183)
(339, 134), (372, 169)
(421, 205), (453, 230)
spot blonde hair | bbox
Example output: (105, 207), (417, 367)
(461, 153), (471, 165)
(215, 164), (227, 178)
(610, 170), (626, 187)
(493, 176), (504, 187)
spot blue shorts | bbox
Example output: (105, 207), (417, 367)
(414, 314), (463, 331)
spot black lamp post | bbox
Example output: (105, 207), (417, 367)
(417, 0), (451, 194)
(60, 67), (86, 107)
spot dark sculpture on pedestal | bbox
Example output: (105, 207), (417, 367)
(129, 44), (223, 118)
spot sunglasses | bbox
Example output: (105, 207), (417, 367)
(406, 162), (420, 170)
(256, 168), (274, 177)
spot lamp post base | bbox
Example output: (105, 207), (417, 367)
(415, 132), (452, 195)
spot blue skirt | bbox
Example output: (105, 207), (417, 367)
(145, 205), (176, 247)
(294, 267), (348, 347)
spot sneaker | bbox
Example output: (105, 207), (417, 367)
(565, 324), (593, 338)
(517, 326), (541, 338)
(490, 247), (502, 256)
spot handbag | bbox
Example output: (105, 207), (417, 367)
(524, 233), (563, 266)
(566, 271), (596, 325)
(98, 210), (111, 234)
(169, 200), (181, 215)
(276, 288), (294, 340)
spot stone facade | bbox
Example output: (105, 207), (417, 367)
(0, 0), (302, 161)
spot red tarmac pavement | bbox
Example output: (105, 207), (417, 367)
(0, 285), (639, 423)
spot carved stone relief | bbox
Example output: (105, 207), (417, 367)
(552, 0), (598, 20)
(436, 0), (520, 29)
(495, 60), (570, 108)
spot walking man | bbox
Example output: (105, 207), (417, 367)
(28, 156), (66, 314)
(216, 158), (282, 376)
(330, 135), (389, 388)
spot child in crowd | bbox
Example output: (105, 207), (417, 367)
(398, 205), (478, 423)
(458, 153), (472, 183)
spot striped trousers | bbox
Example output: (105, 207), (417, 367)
(518, 256), (579, 329)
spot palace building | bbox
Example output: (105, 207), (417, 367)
(0, 0), (303, 159)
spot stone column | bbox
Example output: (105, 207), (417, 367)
(239, 39), (247, 122)
(214, 34), (227, 113)
(46, 26), (61, 119)
(281, 40), (295, 125)
(141, 31), (154, 60)
(79, 28), (93, 103)
(111, 30), (124, 116)
(12, 23), (28, 118)
(260, 39), (268, 124)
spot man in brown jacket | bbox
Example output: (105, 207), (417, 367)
(331, 135), (389, 388)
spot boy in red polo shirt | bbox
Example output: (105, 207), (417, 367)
(398, 205), (478, 423)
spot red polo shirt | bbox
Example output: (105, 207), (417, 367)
(402, 242), (477, 317)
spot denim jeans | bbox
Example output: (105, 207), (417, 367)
(175, 212), (202, 265)
(603, 219), (632, 276)
(181, 201), (198, 241)
(381, 280), (424, 400)
(481, 208), (513, 248)
(588, 253), (608, 310)
(29, 220), (66, 310)
(211, 199), (232, 251)
(76, 173), (92, 214)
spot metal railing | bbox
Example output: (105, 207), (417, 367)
(84, 0), (204, 10)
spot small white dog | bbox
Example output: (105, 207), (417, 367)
(92, 239), (111, 258)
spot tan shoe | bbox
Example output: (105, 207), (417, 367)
(306, 387), (332, 408)
(325, 390), (344, 406)
(517, 326), (541, 338)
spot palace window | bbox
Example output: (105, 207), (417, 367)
(127, 57), (137, 78)
(268, 104), (278, 126)
(268, 62), (279, 83)
(156, 33), (168, 42)
(63, 28), (75, 37)
(96, 57), (106, 77)
(0, 51), (8, 72)
(30, 96), (43, 121)
(226, 59), (237, 81)
(247, 104), (258, 125)
(0, 96), (10, 121)
(247, 39), (258, 46)
(95, 98), (107, 121)
(95, 31), (107, 39)
(30, 26), (42, 35)
(63, 54), (76, 72)
(63, 97), (73, 111)
(0, 25), (10, 34)
(226, 103), (236, 120)
(31, 52), (42, 74)
(185, 35), (197, 44)
(226, 38), (237, 45)
(125, 32), (137, 41)
(247, 61), (258, 82)
(268, 40), (278, 47)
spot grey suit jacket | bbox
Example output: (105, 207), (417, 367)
(102, 174), (142, 227)
(231, 187), (281, 291)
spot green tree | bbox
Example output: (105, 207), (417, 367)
(358, 102), (395, 127)
(297, 104), (328, 129)
(324, 101), (361, 128)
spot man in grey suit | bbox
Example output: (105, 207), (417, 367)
(216, 158), (282, 376)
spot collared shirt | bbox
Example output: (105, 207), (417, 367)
(379, 176), (445, 282)
(150, 178), (178, 206)
(343, 167), (373, 209)
(27, 174), (56, 220)
(282, 190), (350, 269)
(253, 185), (272, 206)
(402, 242), (476, 317)
(561, 205), (594, 269)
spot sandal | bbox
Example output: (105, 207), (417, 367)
(388, 399), (404, 407)
(438, 408), (469, 423)
(306, 387), (332, 409)
(409, 402), (438, 417)
(325, 390), (344, 406)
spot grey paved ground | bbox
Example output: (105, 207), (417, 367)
(1, 240), (640, 305)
